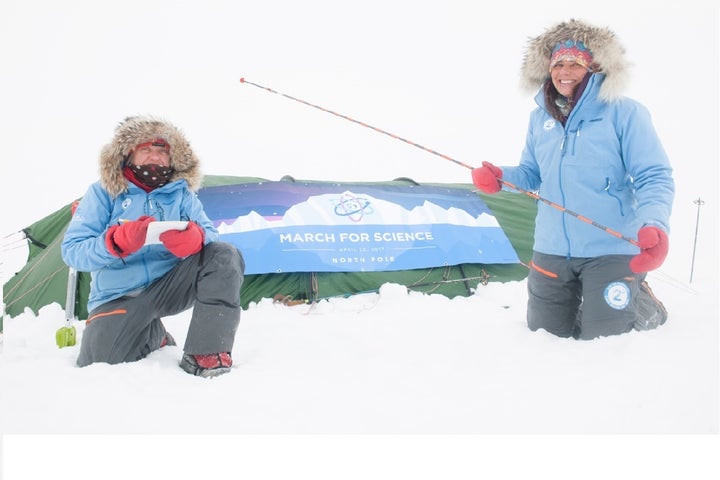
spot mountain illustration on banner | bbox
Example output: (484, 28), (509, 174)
(198, 182), (520, 275)
(217, 191), (502, 233)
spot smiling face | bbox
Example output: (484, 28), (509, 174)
(550, 60), (590, 99)
(130, 140), (171, 167)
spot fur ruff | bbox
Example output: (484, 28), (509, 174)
(520, 19), (629, 101)
(99, 115), (202, 197)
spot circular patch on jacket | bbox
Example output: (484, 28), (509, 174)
(121, 198), (132, 210)
(543, 119), (556, 131)
(604, 282), (631, 310)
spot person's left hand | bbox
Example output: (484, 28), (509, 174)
(159, 221), (204, 257)
(630, 226), (669, 273)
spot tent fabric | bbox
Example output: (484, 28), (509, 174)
(2, 175), (536, 321)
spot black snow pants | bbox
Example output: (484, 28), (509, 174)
(526, 251), (667, 340)
(77, 242), (245, 367)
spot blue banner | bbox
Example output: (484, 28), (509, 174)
(198, 181), (519, 274)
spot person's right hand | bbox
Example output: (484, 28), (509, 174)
(105, 215), (156, 258)
(471, 161), (503, 194)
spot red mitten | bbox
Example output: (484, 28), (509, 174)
(471, 161), (503, 194)
(629, 226), (669, 273)
(105, 215), (155, 258)
(159, 221), (205, 257)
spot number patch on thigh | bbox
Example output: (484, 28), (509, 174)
(604, 282), (631, 310)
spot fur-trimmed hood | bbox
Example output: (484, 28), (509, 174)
(520, 19), (629, 101)
(99, 115), (202, 197)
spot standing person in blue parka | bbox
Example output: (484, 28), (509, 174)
(62, 115), (245, 377)
(471, 19), (674, 339)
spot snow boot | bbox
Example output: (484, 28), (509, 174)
(179, 352), (232, 378)
(160, 332), (176, 348)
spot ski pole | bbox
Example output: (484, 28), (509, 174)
(240, 78), (639, 247)
(239, 78), (473, 170)
(498, 179), (639, 246)
(689, 197), (704, 283)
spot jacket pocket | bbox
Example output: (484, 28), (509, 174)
(529, 260), (559, 279)
(604, 177), (627, 217)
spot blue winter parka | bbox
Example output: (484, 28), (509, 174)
(501, 73), (674, 258)
(61, 179), (219, 312)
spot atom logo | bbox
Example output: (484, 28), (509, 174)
(333, 193), (373, 222)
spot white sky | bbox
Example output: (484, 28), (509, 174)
(1, 1), (718, 246)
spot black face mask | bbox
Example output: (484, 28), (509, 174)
(129, 163), (174, 188)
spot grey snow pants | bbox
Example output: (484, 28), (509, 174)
(77, 242), (245, 367)
(526, 252), (667, 340)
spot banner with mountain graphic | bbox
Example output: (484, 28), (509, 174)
(198, 181), (520, 274)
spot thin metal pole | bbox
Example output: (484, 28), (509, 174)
(241, 77), (639, 247)
(689, 197), (704, 283)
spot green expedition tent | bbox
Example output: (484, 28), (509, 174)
(2, 175), (536, 326)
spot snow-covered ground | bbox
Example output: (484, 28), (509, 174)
(2, 1), (718, 479)
(2, 257), (718, 478)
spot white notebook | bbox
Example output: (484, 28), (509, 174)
(144, 221), (189, 245)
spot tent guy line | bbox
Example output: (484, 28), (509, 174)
(239, 77), (640, 247)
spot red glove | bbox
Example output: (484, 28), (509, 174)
(630, 226), (669, 273)
(471, 161), (503, 194)
(160, 221), (205, 257)
(105, 216), (155, 258)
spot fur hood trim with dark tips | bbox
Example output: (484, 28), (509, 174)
(520, 19), (629, 102)
(99, 115), (202, 197)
